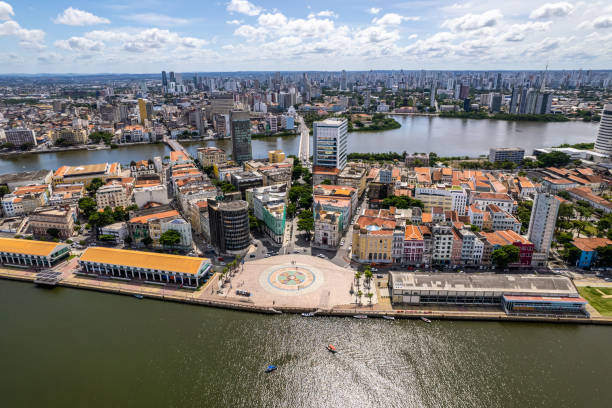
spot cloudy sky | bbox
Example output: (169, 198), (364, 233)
(0, 0), (610, 73)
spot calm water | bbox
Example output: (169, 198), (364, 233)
(348, 116), (598, 157)
(0, 117), (597, 174)
(1, 280), (610, 408)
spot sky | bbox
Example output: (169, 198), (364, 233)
(0, 0), (611, 74)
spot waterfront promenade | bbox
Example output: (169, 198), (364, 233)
(1, 255), (611, 325)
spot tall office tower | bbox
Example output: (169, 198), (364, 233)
(169, 71), (176, 83)
(137, 98), (148, 124)
(161, 71), (168, 87)
(509, 87), (520, 114)
(430, 84), (436, 108)
(535, 92), (553, 114)
(518, 87), (529, 114)
(459, 84), (470, 99)
(595, 104), (612, 155)
(313, 118), (348, 170)
(230, 110), (252, 163)
(340, 70), (347, 91)
(527, 193), (561, 256)
(489, 94), (502, 113)
(208, 199), (250, 254)
(524, 89), (538, 114)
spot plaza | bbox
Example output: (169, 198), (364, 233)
(225, 255), (357, 309)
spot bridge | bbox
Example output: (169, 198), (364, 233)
(297, 115), (310, 164)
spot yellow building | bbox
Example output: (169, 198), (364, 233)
(0, 237), (70, 267)
(78, 247), (212, 287)
(268, 150), (286, 163)
(351, 210), (397, 265)
(52, 162), (121, 186)
(138, 98), (148, 124)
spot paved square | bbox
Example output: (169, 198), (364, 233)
(225, 255), (358, 309)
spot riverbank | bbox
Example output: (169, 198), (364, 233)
(2, 262), (609, 326)
(0, 141), (164, 158)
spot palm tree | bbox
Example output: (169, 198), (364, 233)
(364, 268), (373, 289)
(366, 292), (374, 306)
(354, 271), (362, 288)
(357, 290), (363, 305)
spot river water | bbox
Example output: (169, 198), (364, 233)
(0, 116), (597, 174)
(0, 280), (609, 408)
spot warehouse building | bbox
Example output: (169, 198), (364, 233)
(78, 247), (212, 288)
(389, 272), (587, 317)
(0, 237), (70, 268)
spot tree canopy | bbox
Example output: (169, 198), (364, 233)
(491, 245), (520, 268)
(159, 229), (182, 247)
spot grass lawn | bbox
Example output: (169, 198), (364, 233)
(578, 287), (612, 316)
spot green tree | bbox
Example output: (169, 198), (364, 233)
(86, 178), (104, 195)
(142, 236), (153, 247)
(297, 211), (314, 237)
(596, 246), (612, 267)
(491, 245), (520, 268)
(78, 197), (97, 218)
(538, 151), (571, 167)
(159, 229), (182, 247)
(557, 191), (571, 200)
(321, 179), (332, 185)
(563, 245), (582, 265)
(0, 185), (9, 198)
(286, 202), (297, 218)
(381, 196), (424, 209)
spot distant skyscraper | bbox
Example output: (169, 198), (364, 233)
(463, 98), (471, 112)
(430, 84), (436, 108)
(490, 94), (502, 113)
(594, 104), (612, 155)
(509, 87), (520, 114)
(230, 110), (252, 163)
(161, 71), (168, 87)
(313, 118), (348, 170)
(459, 85), (470, 99)
(137, 98), (148, 124)
(528, 193), (561, 257)
(169, 71), (176, 83)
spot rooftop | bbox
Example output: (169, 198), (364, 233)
(390, 272), (578, 296)
(80, 247), (210, 275)
(0, 237), (67, 257)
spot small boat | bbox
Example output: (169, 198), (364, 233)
(382, 315), (395, 320)
(420, 316), (432, 323)
(353, 315), (368, 319)
(265, 365), (277, 373)
(134, 294), (144, 299)
(327, 344), (337, 353)
(301, 312), (315, 317)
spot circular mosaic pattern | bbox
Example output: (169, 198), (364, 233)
(259, 263), (324, 296)
(277, 270), (307, 285)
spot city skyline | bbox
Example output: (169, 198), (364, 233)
(0, 0), (611, 73)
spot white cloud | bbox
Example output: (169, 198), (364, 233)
(521, 36), (569, 56)
(593, 15), (612, 28)
(122, 13), (191, 26)
(529, 2), (574, 19)
(226, 19), (243, 25)
(57, 28), (208, 55)
(227, 0), (261, 16)
(408, 33), (417, 39)
(54, 7), (110, 26)
(258, 12), (287, 27)
(369, 8), (381, 15)
(441, 9), (502, 32)
(578, 14), (612, 29)
(308, 10), (338, 19)
(0, 1), (14, 20)
(503, 21), (552, 42)
(373, 13), (419, 26)
(0, 20), (45, 49)
(55, 37), (104, 52)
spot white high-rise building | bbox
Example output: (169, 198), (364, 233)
(313, 118), (348, 170)
(594, 104), (612, 155)
(527, 193), (561, 259)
